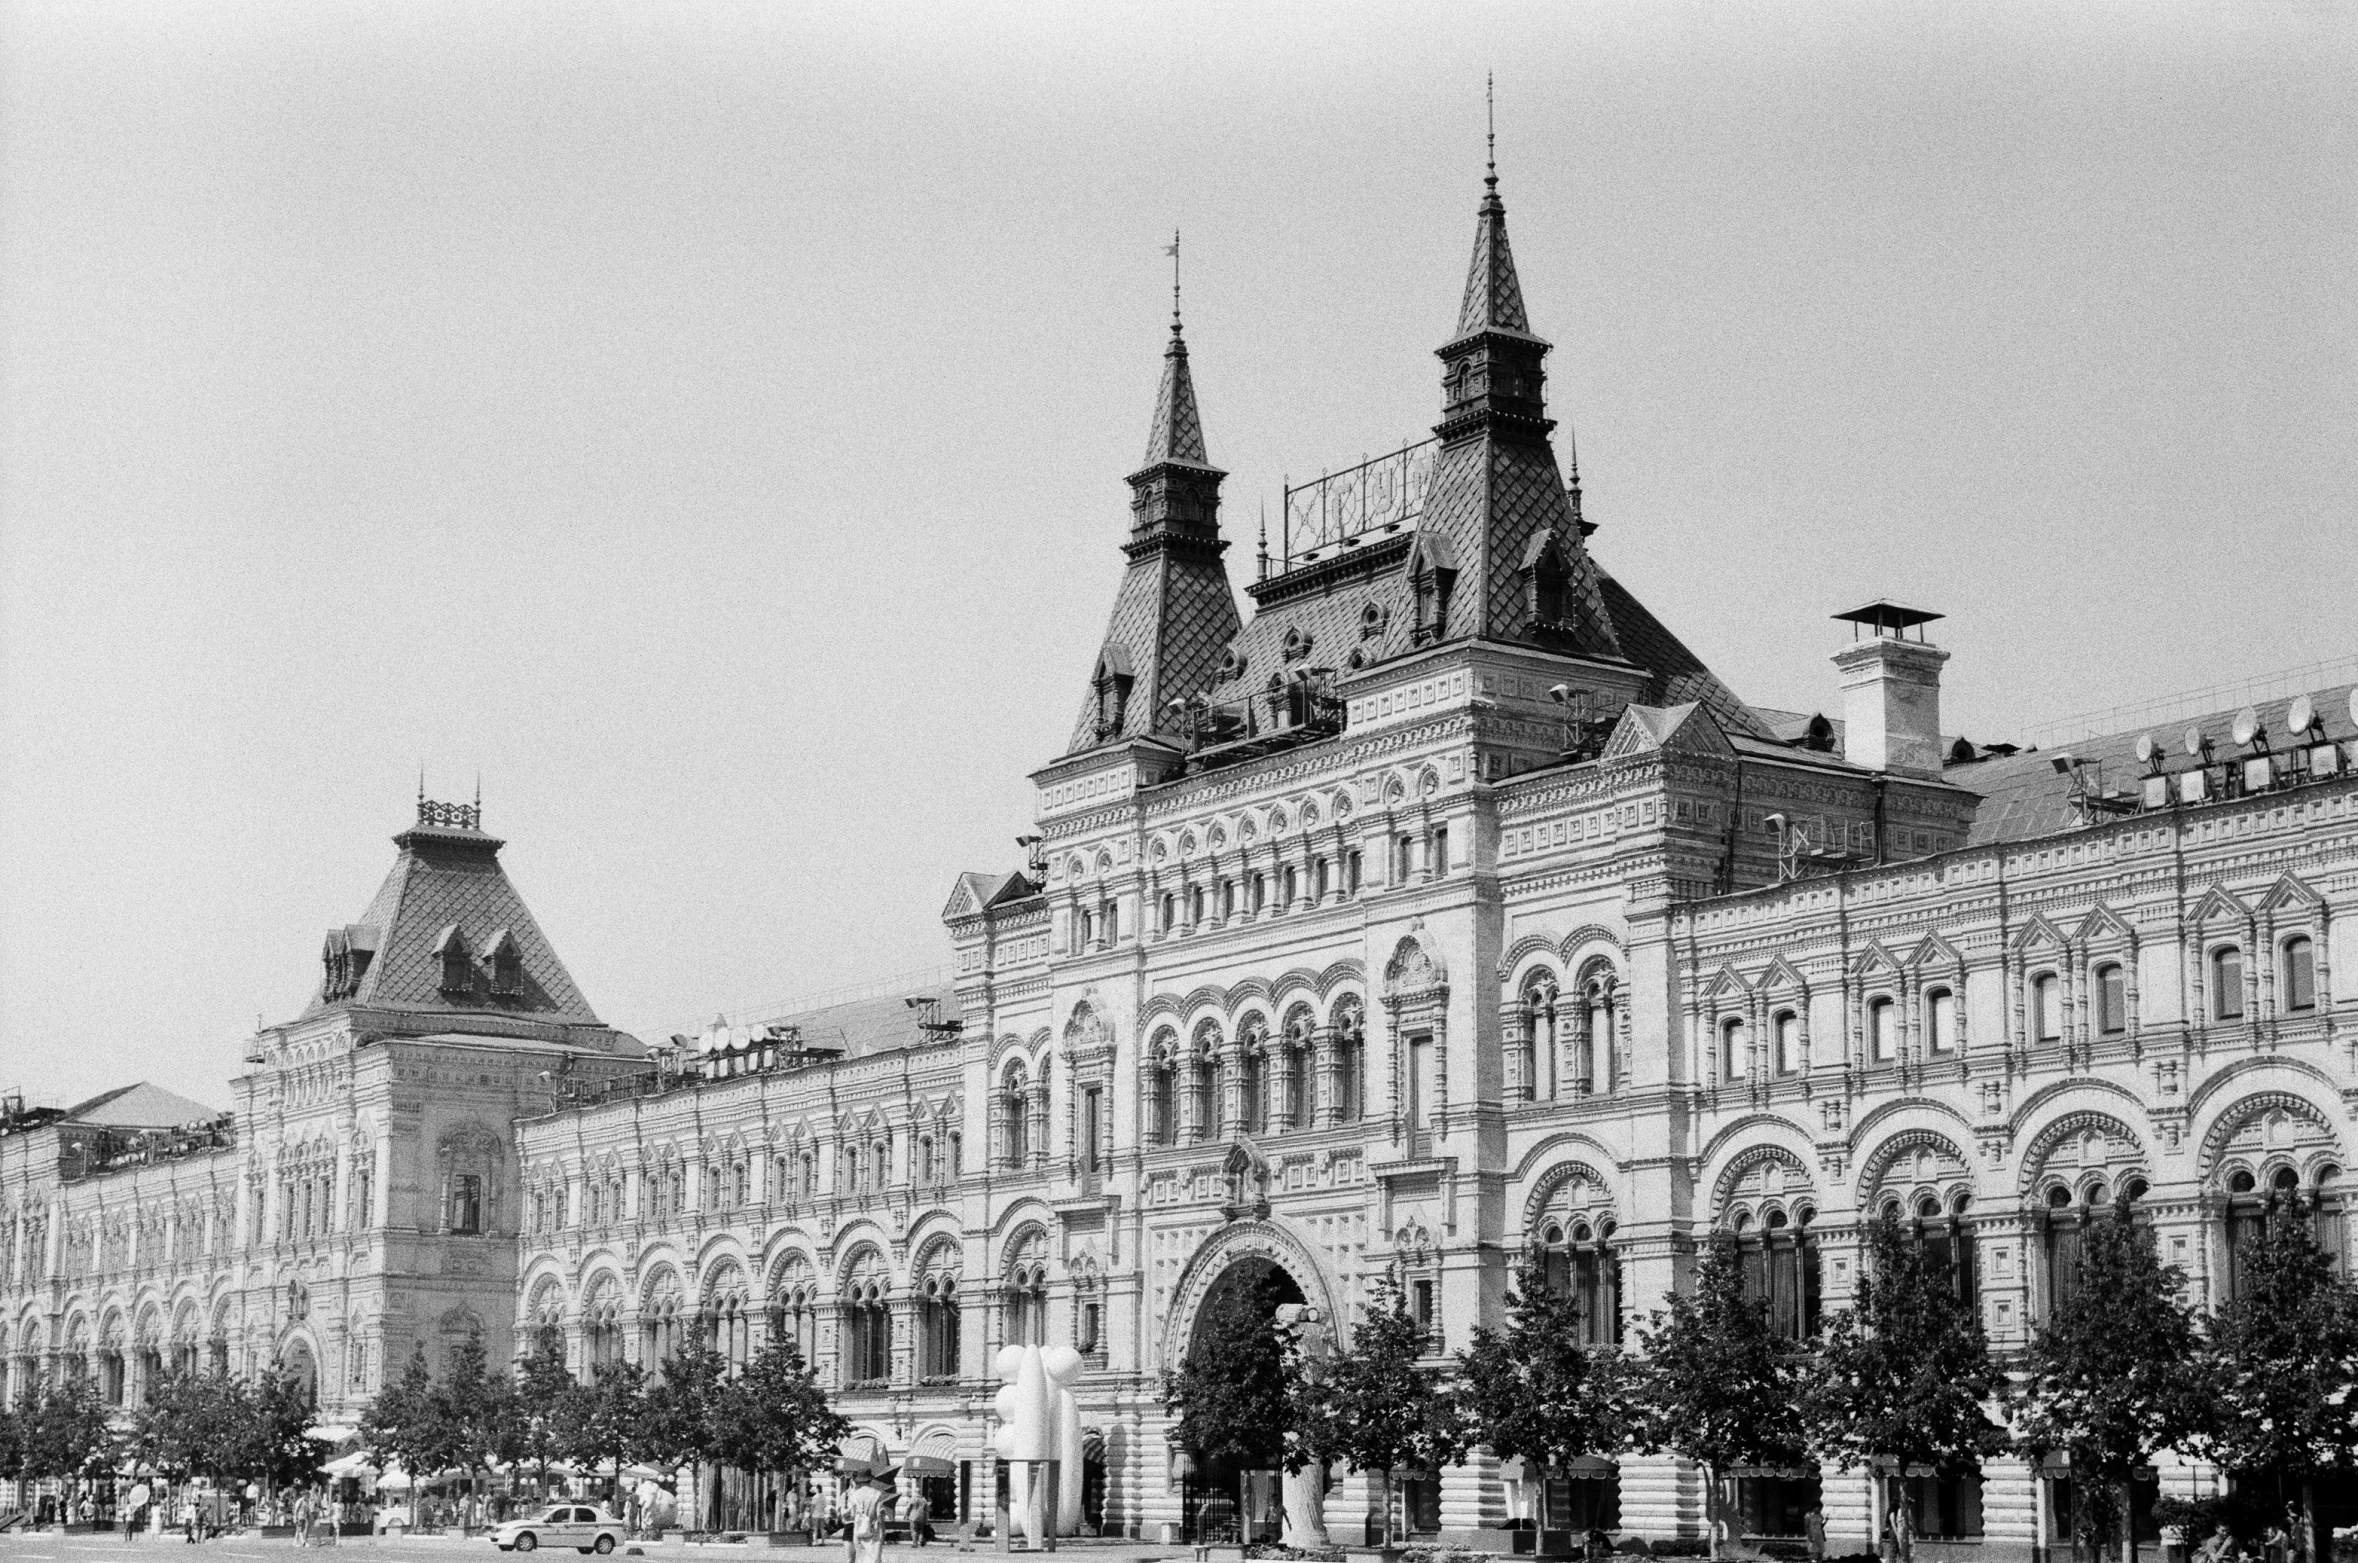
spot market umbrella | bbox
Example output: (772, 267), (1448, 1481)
(126, 1484), (151, 1510)
(321, 1452), (377, 1479)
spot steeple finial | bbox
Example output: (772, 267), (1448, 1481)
(1486, 72), (1496, 188)
(1167, 229), (1182, 337)
(1257, 501), (1271, 581)
(1455, 80), (1528, 338)
(1142, 233), (1209, 467)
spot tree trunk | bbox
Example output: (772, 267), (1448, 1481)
(2120, 1480), (2135, 1563)
(2303, 1479), (2319, 1563)
(1704, 1465), (1721, 1562)
(1380, 1469), (1394, 1549)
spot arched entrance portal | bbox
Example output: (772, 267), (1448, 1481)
(278, 1338), (319, 1408)
(1176, 1259), (1306, 1543)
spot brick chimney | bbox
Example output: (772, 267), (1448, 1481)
(1831, 601), (1949, 779)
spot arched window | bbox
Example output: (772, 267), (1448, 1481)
(1000, 1064), (1030, 1168)
(1190, 1024), (1220, 1139)
(872, 1141), (891, 1189)
(2283, 936), (2318, 1013)
(1280, 1010), (1313, 1129)
(840, 1253), (892, 1386)
(1146, 1034), (1178, 1145)
(583, 1276), (622, 1374)
(1721, 1017), (1749, 1081)
(2094, 964), (2127, 1035)
(1533, 1218), (1621, 1345)
(2038, 1177), (2146, 1316)
(1004, 1233), (1049, 1347)
(1187, 886), (1205, 925)
(916, 1247), (962, 1380)
(2212, 947), (2247, 1021)
(703, 1266), (752, 1371)
(1238, 1022), (1267, 1135)
(641, 1273), (683, 1368)
(1727, 1206), (1820, 1339)
(1518, 976), (1557, 1101)
(1333, 1000), (1366, 1123)
(2031, 973), (2062, 1042)
(1159, 893), (1175, 933)
(767, 1258), (817, 1368)
(1869, 997), (1898, 1064)
(1585, 977), (1617, 1093)
(1773, 1011), (1801, 1077)
(1926, 988), (1959, 1054)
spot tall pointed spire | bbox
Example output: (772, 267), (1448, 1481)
(1143, 231), (1209, 466)
(1457, 76), (1529, 336)
(1064, 243), (1239, 755)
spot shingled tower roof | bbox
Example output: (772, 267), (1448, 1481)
(1066, 272), (1241, 754)
(302, 801), (601, 1025)
(1410, 158), (1624, 656)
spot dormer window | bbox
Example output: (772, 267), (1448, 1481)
(1360, 603), (1387, 640)
(432, 926), (472, 998)
(1217, 645), (1246, 683)
(1282, 627), (1313, 662)
(1090, 645), (1135, 741)
(1519, 530), (1574, 634)
(1408, 535), (1458, 645)
(484, 930), (523, 998)
(318, 926), (376, 1002)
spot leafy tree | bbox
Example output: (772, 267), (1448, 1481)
(643, 1327), (730, 1529)
(0, 1390), (26, 1483)
(1291, 1272), (1466, 1546)
(513, 1327), (579, 1497)
(22, 1374), (116, 1486)
(251, 1367), (325, 1493)
(2013, 1202), (2201, 1563)
(1630, 1239), (1805, 1560)
(566, 1358), (652, 1504)
(2193, 1199), (2358, 1563)
(131, 1369), (255, 1486)
(1164, 1269), (1301, 1475)
(434, 1330), (507, 1485)
(363, 1346), (461, 1524)
(1804, 1214), (2005, 1562)
(711, 1337), (848, 1532)
(1459, 1260), (1629, 1485)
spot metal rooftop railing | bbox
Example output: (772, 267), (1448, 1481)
(2022, 655), (2358, 751)
(1280, 438), (1437, 570)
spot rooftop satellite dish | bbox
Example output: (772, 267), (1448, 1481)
(2289, 694), (2317, 735)
(2232, 706), (2263, 747)
(2133, 732), (2157, 766)
(2182, 724), (2206, 758)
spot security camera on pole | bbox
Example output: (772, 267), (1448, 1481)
(992, 1343), (1084, 1551)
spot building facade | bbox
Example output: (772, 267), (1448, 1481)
(8, 162), (2358, 1559)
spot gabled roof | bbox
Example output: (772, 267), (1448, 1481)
(302, 819), (600, 1024)
(61, 1081), (221, 1128)
(942, 870), (1039, 922)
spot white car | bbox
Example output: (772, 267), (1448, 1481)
(488, 1505), (626, 1554)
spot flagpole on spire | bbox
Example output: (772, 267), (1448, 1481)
(1166, 229), (1182, 336)
(1486, 71), (1496, 186)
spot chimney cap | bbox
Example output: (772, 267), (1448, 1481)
(1833, 599), (1944, 639)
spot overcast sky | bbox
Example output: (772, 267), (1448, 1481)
(3, 1), (2352, 1110)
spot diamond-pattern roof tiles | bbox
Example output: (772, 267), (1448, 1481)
(1456, 183), (1530, 337)
(303, 824), (601, 1024)
(1143, 332), (1209, 467)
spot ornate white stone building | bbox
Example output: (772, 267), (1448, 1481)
(7, 158), (2357, 1561)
